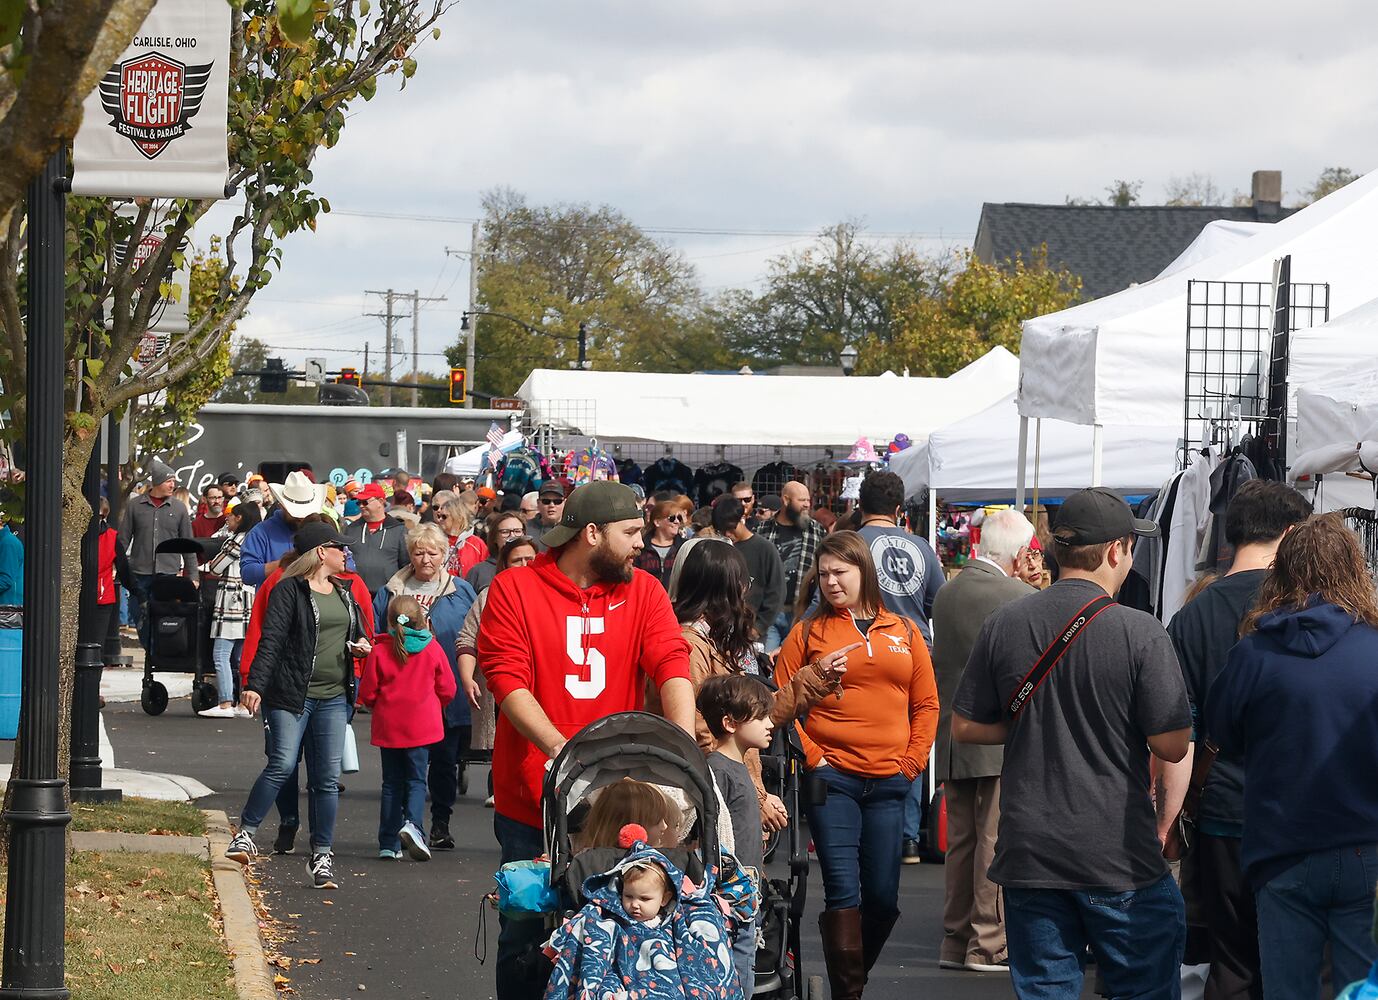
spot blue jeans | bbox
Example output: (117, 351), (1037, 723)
(902, 771), (927, 841)
(732, 914), (757, 997)
(262, 720), (307, 831)
(428, 724), (471, 825)
(494, 813), (552, 1000)
(211, 637), (242, 704)
(1256, 844), (1378, 1000)
(240, 695), (348, 853)
(379, 746), (430, 851)
(764, 611), (793, 654)
(1004, 873), (1185, 1000)
(805, 765), (910, 915)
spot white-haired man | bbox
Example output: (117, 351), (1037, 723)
(930, 508), (1037, 974)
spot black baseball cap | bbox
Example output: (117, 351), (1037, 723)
(293, 521), (349, 553)
(539, 481), (643, 549)
(1053, 487), (1159, 546)
(757, 494), (782, 513)
(218, 472), (240, 487)
(538, 480), (567, 500)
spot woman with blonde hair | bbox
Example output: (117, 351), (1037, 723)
(635, 497), (688, 587)
(1205, 514), (1378, 998)
(436, 497), (488, 578)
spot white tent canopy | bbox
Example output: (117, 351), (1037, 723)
(1019, 167), (1378, 429)
(514, 347), (1020, 448)
(1156, 219), (1270, 279)
(1292, 364), (1378, 511)
(1289, 297), (1378, 404)
(442, 429), (525, 477)
(889, 394), (1180, 502)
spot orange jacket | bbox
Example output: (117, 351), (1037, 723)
(774, 605), (939, 780)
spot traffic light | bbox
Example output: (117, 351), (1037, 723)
(337, 367), (360, 388)
(449, 367), (467, 404)
(259, 357), (288, 393)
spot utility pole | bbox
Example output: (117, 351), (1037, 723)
(467, 223), (479, 409)
(407, 290), (446, 406)
(364, 289), (411, 406)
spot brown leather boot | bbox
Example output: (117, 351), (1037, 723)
(860, 909), (900, 980)
(818, 907), (866, 1000)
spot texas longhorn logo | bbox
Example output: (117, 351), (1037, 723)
(97, 51), (213, 160)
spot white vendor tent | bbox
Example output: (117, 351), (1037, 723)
(1292, 364), (1378, 512)
(1289, 297), (1378, 403)
(515, 347), (1020, 448)
(442, 429), (525, 476)
(1019, 167), (1378, 431)
(889, 394), (1179, 502)
(1156, 219), (1270, 279)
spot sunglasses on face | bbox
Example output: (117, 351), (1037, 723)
(539, 498), (561, 505)
(322, 542), (347, 551)
(668, 514), (686, 524)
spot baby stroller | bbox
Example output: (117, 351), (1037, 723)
(756, 714), (817, 1000)
(543, 711), (819, 1000)
(140, 537), (217, 716)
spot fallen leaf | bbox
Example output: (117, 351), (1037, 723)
(300, 958), (321, 965)
(320, 900), (333, 906)
(343, 951), (356, 956)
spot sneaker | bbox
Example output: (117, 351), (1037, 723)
(273, 825), (298, 855)
(198, 705), (236, 718)
(938, 959), (966, 971)
(378, 849), (402, 860)
(225, 830), (258, 864)
(234, 705), (253, 718)
(429, 820), (455, 851)
(309, 852), (337, 889)
(399, 822), (431, 862)
(965, 959), (1009, 974)
(902, 838), (923, 865)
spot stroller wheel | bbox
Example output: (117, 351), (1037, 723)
(141, 681), (169, 716)
(191, 682), (218, 714)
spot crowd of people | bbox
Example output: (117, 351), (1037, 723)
(102, 454), (1378, 1000)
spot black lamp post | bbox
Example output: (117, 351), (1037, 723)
(1, 149), (73, 999)
(461, 310), (590, 370)
(840, 343), (859, 376)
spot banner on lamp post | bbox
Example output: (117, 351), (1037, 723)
(108, 203), (192, 386)
(71, 0), (231, 199)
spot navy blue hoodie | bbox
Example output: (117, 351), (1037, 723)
(1204, 601), (1378, 891)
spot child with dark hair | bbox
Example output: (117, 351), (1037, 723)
(358, 595), (457, 862)
(697, 673), (775, 996)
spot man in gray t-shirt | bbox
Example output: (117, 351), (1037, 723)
(952, 488), (1191, 997)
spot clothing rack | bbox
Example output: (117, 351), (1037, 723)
(1340, 507), (1378, 583)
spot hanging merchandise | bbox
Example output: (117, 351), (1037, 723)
(810, 462), (845, 512)
(498, 448), (546, 498)
(570, 442), (617, 487)
(644, 456), (695, 497)
(887, 434), (913, 455)
(615, 457), (644, 488)
(71, 0), (231, 199)
(693, 459), (745, 507)
(842, 437), (880, 464)
(840, 474), (863, 501)
(752, 460), (798, 496)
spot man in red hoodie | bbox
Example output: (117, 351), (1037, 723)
(479, 481), (694, 1000)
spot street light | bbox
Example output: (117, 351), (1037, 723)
(840, 343), (858, 376)
(460, 310), (590, 370)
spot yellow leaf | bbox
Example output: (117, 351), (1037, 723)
(293, 79), (305, 97)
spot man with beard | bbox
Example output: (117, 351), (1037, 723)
(757, 480), (828, 652)
(479, 481), (694, 1000)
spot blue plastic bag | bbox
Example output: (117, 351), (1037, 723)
(1337, 960), (1378, 1000)
(494, 860), (559, 919)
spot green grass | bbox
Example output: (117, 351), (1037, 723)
(69, 796), (207, 836)
(1, 851), (236, 1000)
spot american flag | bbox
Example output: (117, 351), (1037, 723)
(487, 422), (505, 468)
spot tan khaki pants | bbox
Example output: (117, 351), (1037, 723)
(940, 775), (1006, 965)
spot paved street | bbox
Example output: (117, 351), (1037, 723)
(91, 695), (1092, 1000)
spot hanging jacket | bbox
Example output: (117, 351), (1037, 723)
(542, 839), (739, 1000)
(1204, 601), (1378, 891)
(480, 552), (691, 828)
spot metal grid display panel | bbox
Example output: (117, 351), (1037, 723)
(1182, 278), (1329, 468)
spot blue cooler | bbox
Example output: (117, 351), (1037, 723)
(0, 606), (21, 740)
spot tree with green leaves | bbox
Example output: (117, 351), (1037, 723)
(0, 0), (449, 838)
(447, 188), (715, 396)
(1297, 166), (1360, 206)
(710, 223), (951, 369)
(856, 247), (1081, 377)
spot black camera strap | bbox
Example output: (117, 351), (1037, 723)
(1006, 595), (1117, 718)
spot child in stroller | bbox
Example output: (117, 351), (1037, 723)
(544, 824), (740, 1000)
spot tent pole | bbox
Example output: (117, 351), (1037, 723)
(928, 487), (938, 548)
(1092, 423), (1104, 487)
(1015, 415), (1029, 514)
(1032, 417), (1042, 525)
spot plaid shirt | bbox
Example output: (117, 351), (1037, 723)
(757, 516), (827, 606)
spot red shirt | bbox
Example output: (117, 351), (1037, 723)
(479, 553), (691, 828)
(357, 639), (457, 748)
(97, 527), (118, 605)
(192, 512), (226, 538)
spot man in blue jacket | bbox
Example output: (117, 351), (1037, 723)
(241, 471), (335, 585)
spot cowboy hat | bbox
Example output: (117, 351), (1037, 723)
(270, 470), (326, 518)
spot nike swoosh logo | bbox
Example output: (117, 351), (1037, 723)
(609, 600), (626, 611)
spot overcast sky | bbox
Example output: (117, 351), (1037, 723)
(212, 0), (1378, 380)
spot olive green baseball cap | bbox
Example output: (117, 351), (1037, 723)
(539, 481), (644, 549)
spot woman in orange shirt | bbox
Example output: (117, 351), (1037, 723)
(775, 531), (939, 1000)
